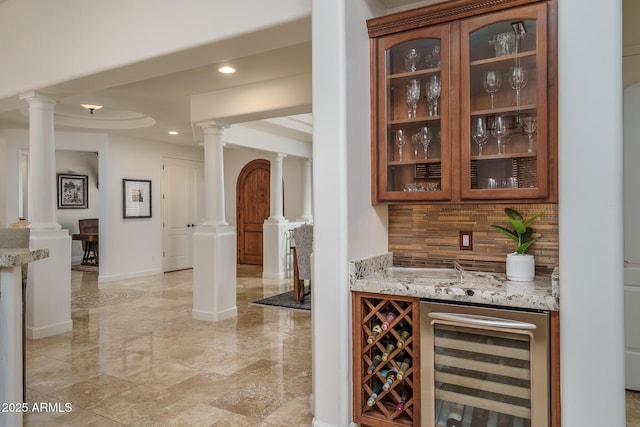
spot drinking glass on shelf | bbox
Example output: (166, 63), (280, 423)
(411, 132), (421, 160)
(419, 126), (433, 159)
(520, 116), (537, 153)
(471, 117), (488, 156)
(483, 70), (502, 109)
(405, 79), (420, 119)
(491, 115), (511, 155)
(509, 66), (528, 107)
(394, 129), (406, 161)
(404, 48), (421, 72)
(427, 75), (441, 116)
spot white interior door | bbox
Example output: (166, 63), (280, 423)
(162, 157), (204, 272)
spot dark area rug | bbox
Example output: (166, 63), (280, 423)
(251, 287), (311, 311)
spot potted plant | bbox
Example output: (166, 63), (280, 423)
(491, 207), (542, 282)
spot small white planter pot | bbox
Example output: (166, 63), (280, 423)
(506, 253), (535, 282)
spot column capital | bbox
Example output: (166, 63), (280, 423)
(194, 119), (229, 132)
(19, 92), (57, 108)
(273, 152), (287, 160)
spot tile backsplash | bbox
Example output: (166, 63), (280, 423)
(388, 203), (559, 274)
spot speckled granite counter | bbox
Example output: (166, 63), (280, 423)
(350, 253), (559, 311)
(0, 248), (49, 267)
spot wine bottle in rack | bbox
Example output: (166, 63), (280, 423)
(381, 341), (396, 362)
(367, 353), (382, 374)
(382, 366), (398, 391)
(366, 379), (384, 407)
(446, 402), (464, 427)
(396, 329), (411, 348)
(396, 357), (411, 380)
(395, 381), (410, 413)
(367, 322), (382, 344)
(381, 312), (396, 331)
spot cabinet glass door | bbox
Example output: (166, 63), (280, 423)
(460, 4), (548, 199)
(375, 25), (451, 201)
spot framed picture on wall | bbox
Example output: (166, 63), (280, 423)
(57, 173), (88, 209)
(123, 179), (152, 219)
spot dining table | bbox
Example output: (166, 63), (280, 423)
(71, 233), (99, 265)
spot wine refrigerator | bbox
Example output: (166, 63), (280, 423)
(420, 301), (550, 427)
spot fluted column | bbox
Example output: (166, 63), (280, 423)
(298, 158), (313, 223)
(200, 121), (228, 228)
(20, 92), (60, 230)
(269, 153), (286, 220)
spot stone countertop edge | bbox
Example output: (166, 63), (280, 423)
(349, 252), (559, 311)
(0, 248), (50, 268)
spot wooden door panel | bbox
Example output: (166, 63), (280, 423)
(237, 159), (270, 265)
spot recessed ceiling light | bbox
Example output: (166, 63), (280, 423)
(218, 66), (236, 74)
(168, 130), (179, 135)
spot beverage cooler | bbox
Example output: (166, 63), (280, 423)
(420, 301), (550, 427)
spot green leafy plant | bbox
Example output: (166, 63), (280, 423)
(491, 208), (542, 255)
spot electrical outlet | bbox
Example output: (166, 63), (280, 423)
(460, 231), (473, 250)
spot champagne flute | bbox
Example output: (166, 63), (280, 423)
(411, 132), (421, 160)
(404, 48), (421, 72)
(471, 117), (488, 156)
(520, 116), (537, 153)
(405, 79), (420, 119)
(509, 66), (528, 108)
(483, 70), (502, 109)
(491, 115), (510, 155)
(427, 75), (441, 116)
(394, 129), (406, 161)
(419, 126), (433, 159)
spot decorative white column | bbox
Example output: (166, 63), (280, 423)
(297, 158), (313, 223)
(192, 121), (237, 322)
(263, 153), (291, 279)
(19, 92), (72, 339)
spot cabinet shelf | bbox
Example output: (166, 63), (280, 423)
(388, 158), (441, 166)
(471, 104), (536, 117)
(389, 67), (441, 81)
(469, 50), (536, 67)
(389, 116), (441, 125)
(471, 152), (536, 161)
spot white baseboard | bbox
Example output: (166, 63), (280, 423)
(626, 349), (640, 391)
(26, 319), (72, 339)
(192, 306), (237, 322)
(97, 267), (163, 283)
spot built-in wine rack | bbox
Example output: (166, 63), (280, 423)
(353, 292), (420, 427)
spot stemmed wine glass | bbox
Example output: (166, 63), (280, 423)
(509, 66), (528, 108)
(520, 116), (537, 153)
(394, 129), (407, 161)
(427, 75), (441, 116)
(411, 132), (421, 160)
(405, 79), (420, 119)
(491, 115), (511, 155)
(404, 48), (421, 72)
(471, 117), (488, 156)
(419, 126), (433, 159)
(483, 70), (502, 109)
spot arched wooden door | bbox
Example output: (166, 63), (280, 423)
(236, 159), (270, 265)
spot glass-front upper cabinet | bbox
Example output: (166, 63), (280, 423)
(460, 3), (549, 199)
(373, 24), (451, 202)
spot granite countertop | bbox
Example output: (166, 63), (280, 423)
(0, 248), (49, 268)
(350, 253), (559, 311)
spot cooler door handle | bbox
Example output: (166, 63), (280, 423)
(428, 312), (537, 330)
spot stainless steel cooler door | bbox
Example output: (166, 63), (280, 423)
(420, 301), (549, 427)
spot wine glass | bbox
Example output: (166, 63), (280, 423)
(426, 75), (441, 116)
(394, 129), (406, 161)
(405, 79), (420, 119)
(509, 66), (528, 107)
(471, 117), (488, 156)
(520, 116), (537, 153)
(411, 132), (421, 159)
(404, 48), (421, 72)
(419, 126), (433, 159)
(491, 115), (511, 155)
(483, 70), (502, 109)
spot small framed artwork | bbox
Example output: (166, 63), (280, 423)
(57, 173), (88, 209)
(123, 179), (152, 219)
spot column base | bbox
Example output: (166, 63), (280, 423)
(263, 219), (301, 279)
(26, 230), (72, 339)
(192, 226), (237, 322)
(0, 267), (23, 426)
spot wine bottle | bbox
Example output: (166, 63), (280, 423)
(366, 353), (382, 374)
(381, 341), (396, 362)
(381, 312), (396, 331)
(366, 379), (383, 407)
(396, 357), (411, 380)
(367, 323), (382, 344)
(395, 382), (410, 413)
(446, 402), (464, 427)
(396, 329), (411, 348)
(382, 366), (398, 391)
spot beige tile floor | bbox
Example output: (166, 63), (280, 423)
(22, 265), (640, 426)
(24, 265), (313, 426)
